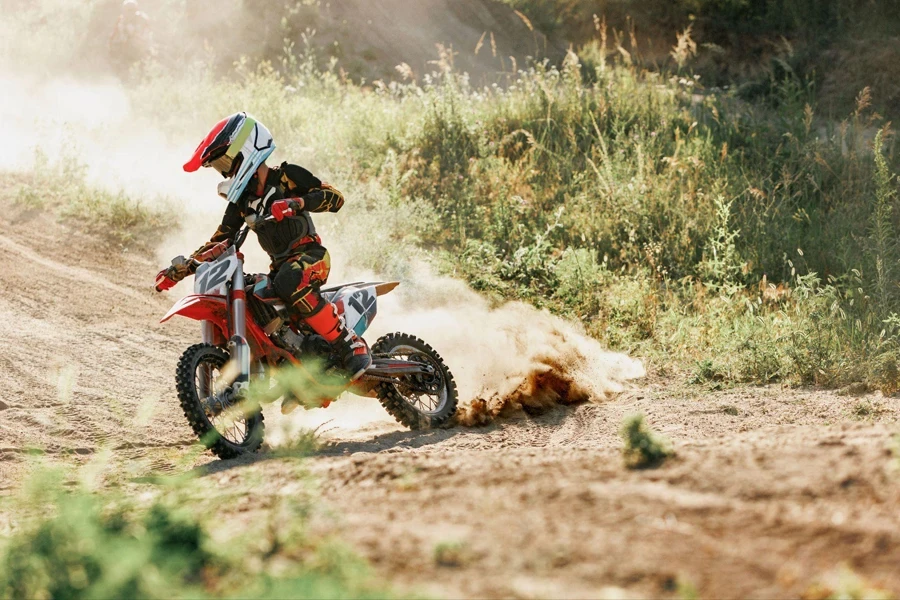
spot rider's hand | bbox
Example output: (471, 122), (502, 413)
(155, 268), (178, 292)
(154, 258), (191, 292)
(271, 199), (298, 222)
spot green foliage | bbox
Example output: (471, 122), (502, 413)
(870, 129), (898, 316)
(621, 413), (674, 469)
(699, 196), (744, 291)
(0, 469), (392, 600)
(0, 488), (215, 599)
(690, 359), (727, 386)
(11, 150), (168, 247)
(433, 541), (473, 568)
(9, 4), (900, 393)
(501, 0), (898, 44)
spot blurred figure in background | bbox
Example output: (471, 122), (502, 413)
(109, 0), (155, 76)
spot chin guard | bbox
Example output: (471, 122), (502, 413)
(217, 178), (233, 198)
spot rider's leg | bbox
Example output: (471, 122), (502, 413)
(273, 248), (372, 380)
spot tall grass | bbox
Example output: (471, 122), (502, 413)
(7, 2), (900, 390)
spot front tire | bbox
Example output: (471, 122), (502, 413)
(372, 333), (458, 430)
(175, 343), (265, 459)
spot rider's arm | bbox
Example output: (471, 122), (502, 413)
(190, 202), (243, 265)
(295, 183), (344, 213)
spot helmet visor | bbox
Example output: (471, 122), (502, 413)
(206, 153), (234, 176)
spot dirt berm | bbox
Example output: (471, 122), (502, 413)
(311, 0), (566, 82)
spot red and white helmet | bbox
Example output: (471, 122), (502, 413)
(183, 112), (276, 204)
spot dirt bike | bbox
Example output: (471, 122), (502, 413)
(158, 223), (458, 459)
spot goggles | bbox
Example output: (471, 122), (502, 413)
(206, 152), (236, 177)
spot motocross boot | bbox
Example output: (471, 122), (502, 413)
(330, 326), (373, 382)
(303, 302), (373, 381)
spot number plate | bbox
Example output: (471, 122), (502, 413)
(194, 253), (239, 296)
(337, 286), (378, 336)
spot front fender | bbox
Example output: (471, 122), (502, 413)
(160, 294), (228, 325)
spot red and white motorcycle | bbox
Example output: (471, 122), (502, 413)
(158, 224), (458, 459)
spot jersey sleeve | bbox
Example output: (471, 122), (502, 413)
(300, 183), (345, 213)
(191, 202), (243, 261)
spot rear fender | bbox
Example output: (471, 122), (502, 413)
(331, 285), (379, 337)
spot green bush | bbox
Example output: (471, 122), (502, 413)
(0, 471), (391, 600)
(0, 494), (215, 599)
(621, 414), (674, 469)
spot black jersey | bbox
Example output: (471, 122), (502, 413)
(200, 163), (344, 266)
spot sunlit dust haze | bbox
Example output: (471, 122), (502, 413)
(3, 0), (645, 444)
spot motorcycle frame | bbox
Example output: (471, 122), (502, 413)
(161, 251), (297, 392)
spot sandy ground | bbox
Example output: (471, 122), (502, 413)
(1, 205), (900, 598)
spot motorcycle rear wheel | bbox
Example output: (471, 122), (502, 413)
(175, 343), (265, 459)
(372, 333), (458, 430)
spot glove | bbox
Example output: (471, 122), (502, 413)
(271, 199), (296, 222)
(155, 267), (178, 292)
(192, 241), (229, 263)
(154, 257), (191, 292)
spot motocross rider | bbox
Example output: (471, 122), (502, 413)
(109, 0), (155, 70)
(154, 112), (373, 381)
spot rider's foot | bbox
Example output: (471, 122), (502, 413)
(332, 329), (372, 381)
(303, 301), (372, 381)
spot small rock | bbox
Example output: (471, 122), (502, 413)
(0, 400), (8, 410)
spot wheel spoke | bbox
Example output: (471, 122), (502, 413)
(383, 345), (447, 416)
(195, 358), (250, 446)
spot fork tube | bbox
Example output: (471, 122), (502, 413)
(201, 321), (214, 344)
(230, 258), (250, 387)
(232, 263), (247, 339)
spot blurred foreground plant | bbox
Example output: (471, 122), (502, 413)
(621, 414), (674, 469)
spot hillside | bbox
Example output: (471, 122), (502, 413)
(70, 0), (564, 84)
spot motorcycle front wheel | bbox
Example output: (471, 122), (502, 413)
(371, 333), (459, 430)
(175, 343), (265, 459)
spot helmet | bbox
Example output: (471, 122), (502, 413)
(183, 112), (276, 204)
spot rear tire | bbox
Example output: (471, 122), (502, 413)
(175, 343), (265, 459)
(371, 333), (458, 430)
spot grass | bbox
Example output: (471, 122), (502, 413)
(621, 414), (674, 469)
(0, 463), (393, 599)
(11, 153), (168, 248)
(433, 541), (473, 568)
(10, 7), (900, 392)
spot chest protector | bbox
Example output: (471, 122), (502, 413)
(241, 163), (323, 260)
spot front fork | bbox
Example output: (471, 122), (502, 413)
(201, 258), (251, 395)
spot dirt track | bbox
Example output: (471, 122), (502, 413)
(2, 206), (900, 598)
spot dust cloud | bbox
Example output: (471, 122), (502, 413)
(270, 259), (646, 439)
(341, 261), (645, 428)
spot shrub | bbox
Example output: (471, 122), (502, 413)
(0, 471), (390, 600)
(621, 414), (674, 469)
